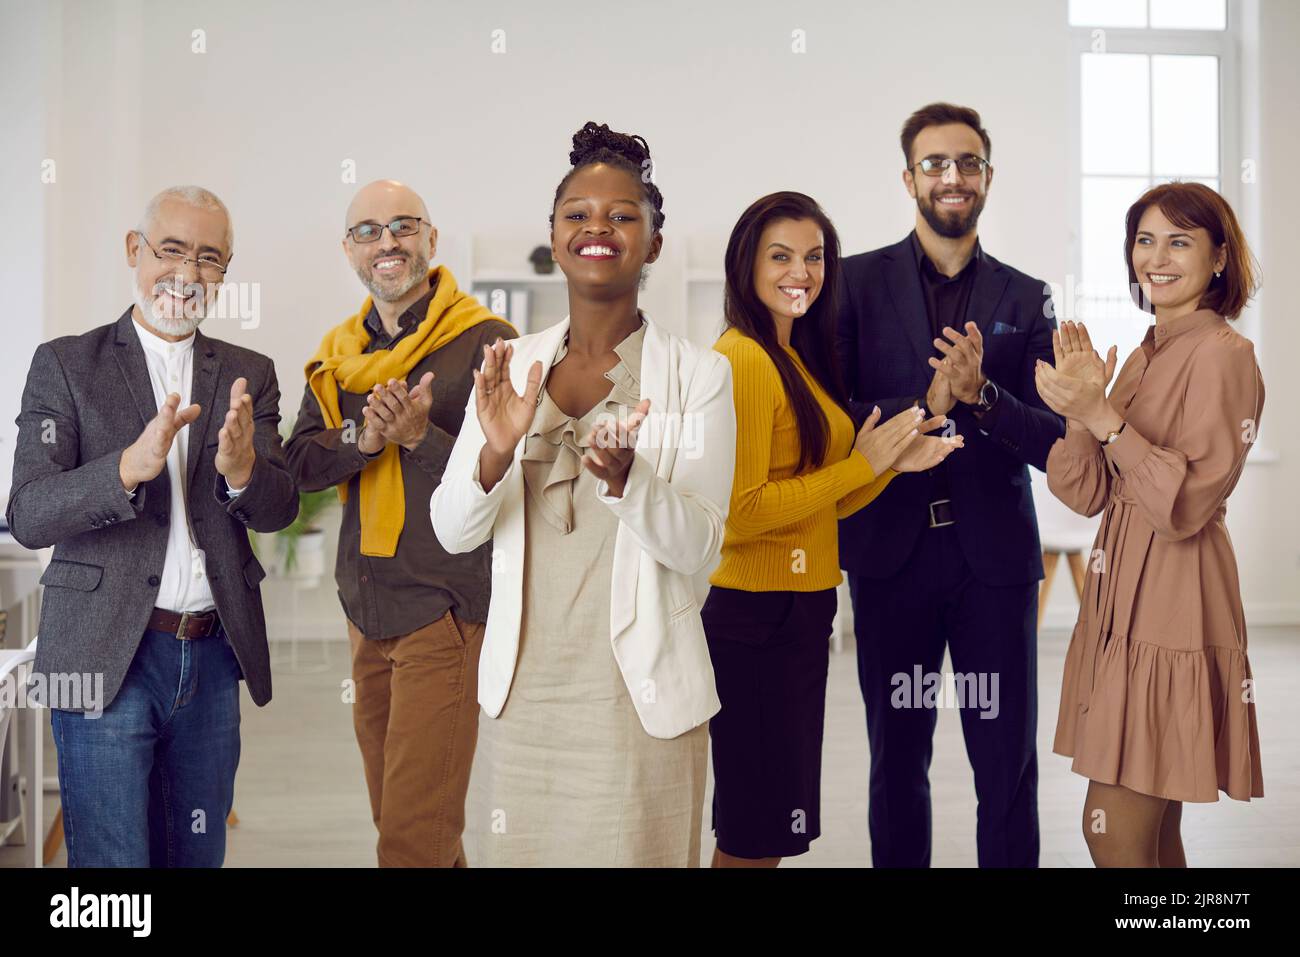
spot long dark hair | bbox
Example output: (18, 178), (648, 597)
(723, 191), (850, 474)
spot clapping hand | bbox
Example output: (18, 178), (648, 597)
(580, 398), (651, 499)
(1051, 320), (1117, 391)
(363, 371), (436, 451)
(893, 427), (965, 472)
(119, 393), (202, 492)
(474, 338), (543, 492)
(929, 321), (985, 405)
(1034, 320), (1119, 436)
(854, 405), (948, 475)
(215, 377), (256, 488)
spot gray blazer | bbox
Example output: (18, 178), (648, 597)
(6, 309), (299, 711)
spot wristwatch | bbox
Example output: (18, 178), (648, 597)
(976, 378), (1000, 413)
(1104, 423), (1126, 445)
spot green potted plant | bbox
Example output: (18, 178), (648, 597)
(251, 487), (337, 580)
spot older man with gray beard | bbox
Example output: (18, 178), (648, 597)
(285, 180), (514, 867)
(8, 185), (299, 866)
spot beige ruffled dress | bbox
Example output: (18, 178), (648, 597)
(1049, 309), (1264, 802)
(463, 320), (710, 866)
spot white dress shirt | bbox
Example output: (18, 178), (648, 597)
(129, 318), (241, 613)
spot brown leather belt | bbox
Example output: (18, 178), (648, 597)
(148, 607), (221, 640)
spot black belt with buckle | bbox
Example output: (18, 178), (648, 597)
(148, 607), (221, 640)
(928, 499), (956, 528)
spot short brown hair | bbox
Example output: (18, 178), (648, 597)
(900, 103), (991, 167)
(1124, 181), (1260, 320)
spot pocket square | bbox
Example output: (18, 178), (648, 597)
(991, 321), (1021, 335)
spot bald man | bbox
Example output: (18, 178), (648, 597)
(285, 181), (515, 867)
(8, 186), (299, 866)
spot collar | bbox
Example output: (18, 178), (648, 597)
(363, 275), (437, 340)
(129, 313), (196, 359)
(909, 229), (981, 279)
(1145, 308), (1223, 352)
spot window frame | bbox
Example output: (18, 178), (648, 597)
(1065, 2), (1273, 461)
(1066, 7), (1245, 327)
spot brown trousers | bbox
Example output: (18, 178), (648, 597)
(347, 610), (485, 867)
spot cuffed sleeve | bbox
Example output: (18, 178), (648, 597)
(403, 421), (457, 479)
(283, 381), (373, 492)
(836, 463), (897, 519)
(1046, 423), (1111, 518)
(215, 357), (299, 533)
(6, 343), (144, 548)
(431, 380), (516, 555)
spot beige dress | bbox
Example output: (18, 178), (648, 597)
(463, 321), (710, 866)
(1049, 309), (1264, 802)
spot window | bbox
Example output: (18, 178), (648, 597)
(1066, 0), (1237, 366)
(1070, 0), (1227, 30)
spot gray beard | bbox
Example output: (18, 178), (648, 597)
(357, 250), (431, 302)
(134, 286), (206, 337)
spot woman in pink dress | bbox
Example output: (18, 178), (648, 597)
(1034, 181), (1264, 867)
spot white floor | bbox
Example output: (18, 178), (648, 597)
(7, 625), (1297, 868)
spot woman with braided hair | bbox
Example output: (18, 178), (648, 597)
(432, 122), (737, 866)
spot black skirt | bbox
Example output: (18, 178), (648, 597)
(701, 585), (837, 859)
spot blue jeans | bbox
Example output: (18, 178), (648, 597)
(51, 626), (243, 867)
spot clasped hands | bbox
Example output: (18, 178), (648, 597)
(119, 378), (258, 492)
(359, 372), (436, 454)
(1033, 320), (1124, 440)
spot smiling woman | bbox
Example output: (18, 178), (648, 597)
(1042, 180), (1266, 868)
(704, 191), (959, 867)
(546, 121), (665, 296)
(1123, 180), (1260, 321)
(431, 121), (738, 868)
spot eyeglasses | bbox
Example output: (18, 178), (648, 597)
(911, 155), (991, 177)
(345, 216), (430, 244)
(134, 231), (228, 277)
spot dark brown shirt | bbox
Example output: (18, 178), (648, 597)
(285, 284), (516, 639)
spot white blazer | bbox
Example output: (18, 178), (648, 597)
(431, 316), (736, 739)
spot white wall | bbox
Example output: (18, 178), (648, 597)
(3, 0), (1296, 636)
(1230, 0), (1300, 626)
(0, 0), (55, 505)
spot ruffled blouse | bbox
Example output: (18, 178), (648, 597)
(520, 320), (646, 533)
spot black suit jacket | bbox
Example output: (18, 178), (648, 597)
(835, 234), (1064, 586)
(7, 310), (299, 710)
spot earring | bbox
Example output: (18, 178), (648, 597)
(1215, 270), (1222, 278)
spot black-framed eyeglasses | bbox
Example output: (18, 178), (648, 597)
(134, 231), (228, 277)
(345, 216), (430, 244)
(911, 155), (992, 177)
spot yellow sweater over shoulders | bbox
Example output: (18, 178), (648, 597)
(711, 327), (896, 592)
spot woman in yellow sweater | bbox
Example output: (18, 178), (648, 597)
(707, 192), (964, 867)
